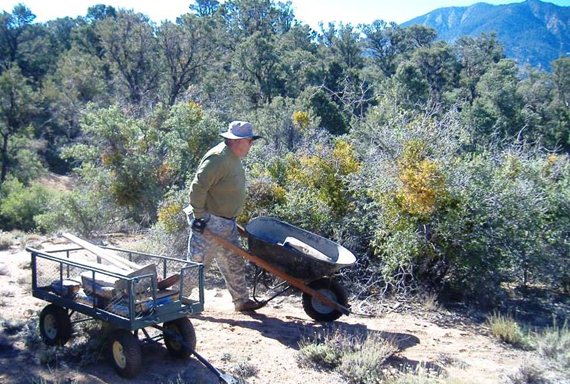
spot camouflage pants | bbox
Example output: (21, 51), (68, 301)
(187, 214), (249, 305)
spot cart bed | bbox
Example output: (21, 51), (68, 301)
(28, 245), (204, 330)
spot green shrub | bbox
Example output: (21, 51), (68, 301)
(61, 104), (221, 227)
(239, 178), (286, 224)
(139, 221), (188, 257)
(2, 318), (25, 333)
(298, 340), (342, 370)
(348, 99), (570, 301)
(35, 185), (124, 237)
(381, 366), (445, 384)
(283, 138), (360, 220)
(230, 360), (259, 380)
(66, 320), (107, 367)
(274, 186), (335, 236)
(157, 188), (188, 235)
(24, 315), (106, 368)
(0, 178), (59, 232)
(22, 316), (43, 350)
(9, 144), (46, 184)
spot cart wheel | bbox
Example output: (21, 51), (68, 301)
(39, 304), (72, 346)
(163, 317), (197, 359)
(109, 329), (142, 378)
(302, 278), (348, 322)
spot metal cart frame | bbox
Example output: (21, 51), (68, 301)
(27, 244), (205, 378)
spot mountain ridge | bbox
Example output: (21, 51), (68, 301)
(401, 0), (570, 70)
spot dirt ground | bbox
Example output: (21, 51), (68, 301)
(0, 235), (556, 384)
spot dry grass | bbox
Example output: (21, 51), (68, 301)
(504, 361), (548, 384)
(0, 287), (16, 298)
(487, 312), (527, 347)
(420, 292), (441, 311)
(298, 327), (398, 383)
(534, 319), (570, 368)
(230, 360), (259, 381)
(0, 231), (15, 250)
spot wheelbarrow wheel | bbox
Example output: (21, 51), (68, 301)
(302, 278), (348, 322)
(109, 329), (142, 378)
(39, 304), (72, 346)
(163, 317), (197, 359)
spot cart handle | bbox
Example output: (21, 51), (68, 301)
(205, 229), (350, 316)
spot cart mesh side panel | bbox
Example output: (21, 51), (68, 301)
(105, 250), (203, 304)
(179, 265), (201, 302)
(33, 253), (146, 319)
(34, 256), (66, 293)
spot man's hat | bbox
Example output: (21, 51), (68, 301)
(220, 121), (263, 140)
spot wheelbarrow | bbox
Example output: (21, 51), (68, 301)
(207, 216), (356, 321)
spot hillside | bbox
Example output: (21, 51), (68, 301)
(402, 0), (570, 70)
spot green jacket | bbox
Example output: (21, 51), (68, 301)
(189, 142), (246, 219)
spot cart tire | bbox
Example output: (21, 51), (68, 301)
(163, 317), (197, 359)
(109, 329), (142, 378)
(302, 278), (348, 322)
(39, 304), (72, 346)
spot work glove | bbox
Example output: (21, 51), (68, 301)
(191, 217), (207, 234)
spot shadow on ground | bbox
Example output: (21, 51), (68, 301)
(194, 312), (420, 352)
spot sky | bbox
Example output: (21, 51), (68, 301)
(1, 0), (569, 28)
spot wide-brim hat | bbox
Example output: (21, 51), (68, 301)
(220, 121), (263, 140)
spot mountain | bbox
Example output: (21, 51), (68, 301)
(401, 0), (570, 71)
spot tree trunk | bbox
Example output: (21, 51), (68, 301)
(1, 132), (9, 183)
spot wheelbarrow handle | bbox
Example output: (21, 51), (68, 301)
(205, 228), (350, 316)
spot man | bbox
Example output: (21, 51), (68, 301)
(185, 121), (265, 312)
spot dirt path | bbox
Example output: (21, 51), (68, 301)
(0, 240), (532, 384)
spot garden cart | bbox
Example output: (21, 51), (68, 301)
(27, 238), (237, 383)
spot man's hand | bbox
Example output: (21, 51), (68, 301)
(191, 218), (207, 234)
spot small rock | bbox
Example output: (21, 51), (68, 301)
(0, 262), (8, 274)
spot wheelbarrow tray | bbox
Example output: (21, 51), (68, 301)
(245, 216), (355, 281)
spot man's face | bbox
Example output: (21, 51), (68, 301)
(229, 138), (254, 158)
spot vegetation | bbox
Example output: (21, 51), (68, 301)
(297, 318), (570, 383)
(534, 319), (570, 368)
(487, 312), (528, 347)
(298, 327), (398, 383)
(0, 232), (13, 250)
(0, 0), (569, 307)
